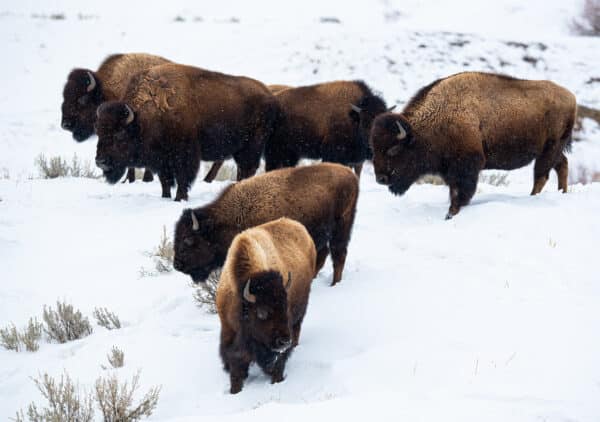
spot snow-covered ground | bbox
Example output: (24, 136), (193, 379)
(1, 1), (599, 421)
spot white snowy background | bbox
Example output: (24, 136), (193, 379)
(1, 0), (599, 420)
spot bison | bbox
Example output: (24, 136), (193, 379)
(264, 80), (392, 178)
(369, 72), (577, 218)
(217, 217), (316, 394)
(94, 63), (279, 201)
(173, 163), (358, 285)
(267, 84), (293, 94)
(60, 53), (171, 183)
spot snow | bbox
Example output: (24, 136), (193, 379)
(1, 1), (599, 421)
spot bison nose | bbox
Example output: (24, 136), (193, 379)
(61, 120), (73, 130)
(275, 337), (292, 350)
(95, 158), (110, 170)
(376, 174), (389, 185)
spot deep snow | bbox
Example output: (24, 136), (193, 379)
(1, 1), (599, 421)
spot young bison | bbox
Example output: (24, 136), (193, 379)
(369, 72), (577, 219)
(60, 53), (170, 182)
(265, 81), (392, 178)
(95, 63), (279, 201)
(217, 217), (316, 394)
(173, 163), (358, 285)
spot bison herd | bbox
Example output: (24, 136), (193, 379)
(61, 52), (578, 393)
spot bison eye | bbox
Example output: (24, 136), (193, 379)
(257, 308), (269, 320)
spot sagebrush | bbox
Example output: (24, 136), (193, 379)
(15, 371), (95, 422)
(14, 370), (161, 422)
(103, 346), (125, 369)
(192, 269), (220, 313)
(1, 318), (43, 352)
(140, 226), (174, 277)
(571, 0), (600, 36)
(93, 307), (121, 330)
(43, 300), (93, 343)
(95, 371), (161, 422)
(35, 153), (99, 179)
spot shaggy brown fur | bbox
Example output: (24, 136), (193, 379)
(173, 163), (359, 285)
(370, 72), (577, 218)
(267, 84), (293, 94)
(95, 63), (280, 201)
(265, 81), (389, 178)
(61, 53), (170, 182)
(217, 218), (316, 394)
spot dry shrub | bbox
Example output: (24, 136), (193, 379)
(571, 0), (600, 36)
(20, 318), (43, 352)
(1, 318), (43, 352)
(140, 226), (174, 277)
(0, 323), (20, 351)
(93, 308), (121, 330)
(103, 346), (125, 369)
(43, 301), (93, 343)
(20, 372), (95, 422)
(35, 154), (99, 179)
(192, 269), (220, 314)
(15, 371), (160, 422)
(479, 172), (510, 186)
(95, 371), (161, 422)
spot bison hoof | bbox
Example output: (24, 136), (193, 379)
(445, 212), (454, 220)
(271, 374), (285, 384)
(230, 381), (243, 394)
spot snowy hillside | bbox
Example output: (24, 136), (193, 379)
(1, 1), (599, 421)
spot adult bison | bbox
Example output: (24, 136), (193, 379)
(173, 163), (359, 285)
(369, 72), (577, 218)
(265, 80), (392, 178)
(60, 53), (170, 183)
(94, 63), (279, 201)
(217, 217), (316, 394)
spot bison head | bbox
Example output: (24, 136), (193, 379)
(61, 69), (103, 142)
(173, 209), (224, 283)
(369, 113), (424, 195)
(350, 96), (394, 159)
(95, 101), (139, 184)
(240, 271), (292, 353)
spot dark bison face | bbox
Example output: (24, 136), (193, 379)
(350, 95), (394, 160)
(95, 102), (138, 184)
(173, 209), (223, 283)
(61, 69), (103, 142)
(369, 113), (421, 195)
(241, 271), (292, 353)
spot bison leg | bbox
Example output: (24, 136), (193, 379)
(353, 163), (363, 179)
(267, 349), (291, 385)
(531, 160), (552, 196)
(204, 160), (224, 183)
(554, 153), (568, 193)
(233, 144), (263, 181)
(445, 152), (483, 219)
(122, 167), (136, 183)
(315, 246), (329, 277)
(229, 359), (251, 394)
(158, 173), (174, 198)
(329, 217), (356, 286)
(142, 169), (154, 182)
(446, 178), (478, 219)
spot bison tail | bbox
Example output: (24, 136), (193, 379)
(561, 114), (575, 154)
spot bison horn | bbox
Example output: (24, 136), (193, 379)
(396, 121), (407, 140)
(387, 105), (397, 112)
(190, 210), (200, 231)
(124, 104), (135, 125)
(243, 279), (256, 303)
(86, 71), (96, 92)
(285, 272), (292, 289)
(350, 103), (362, 113)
